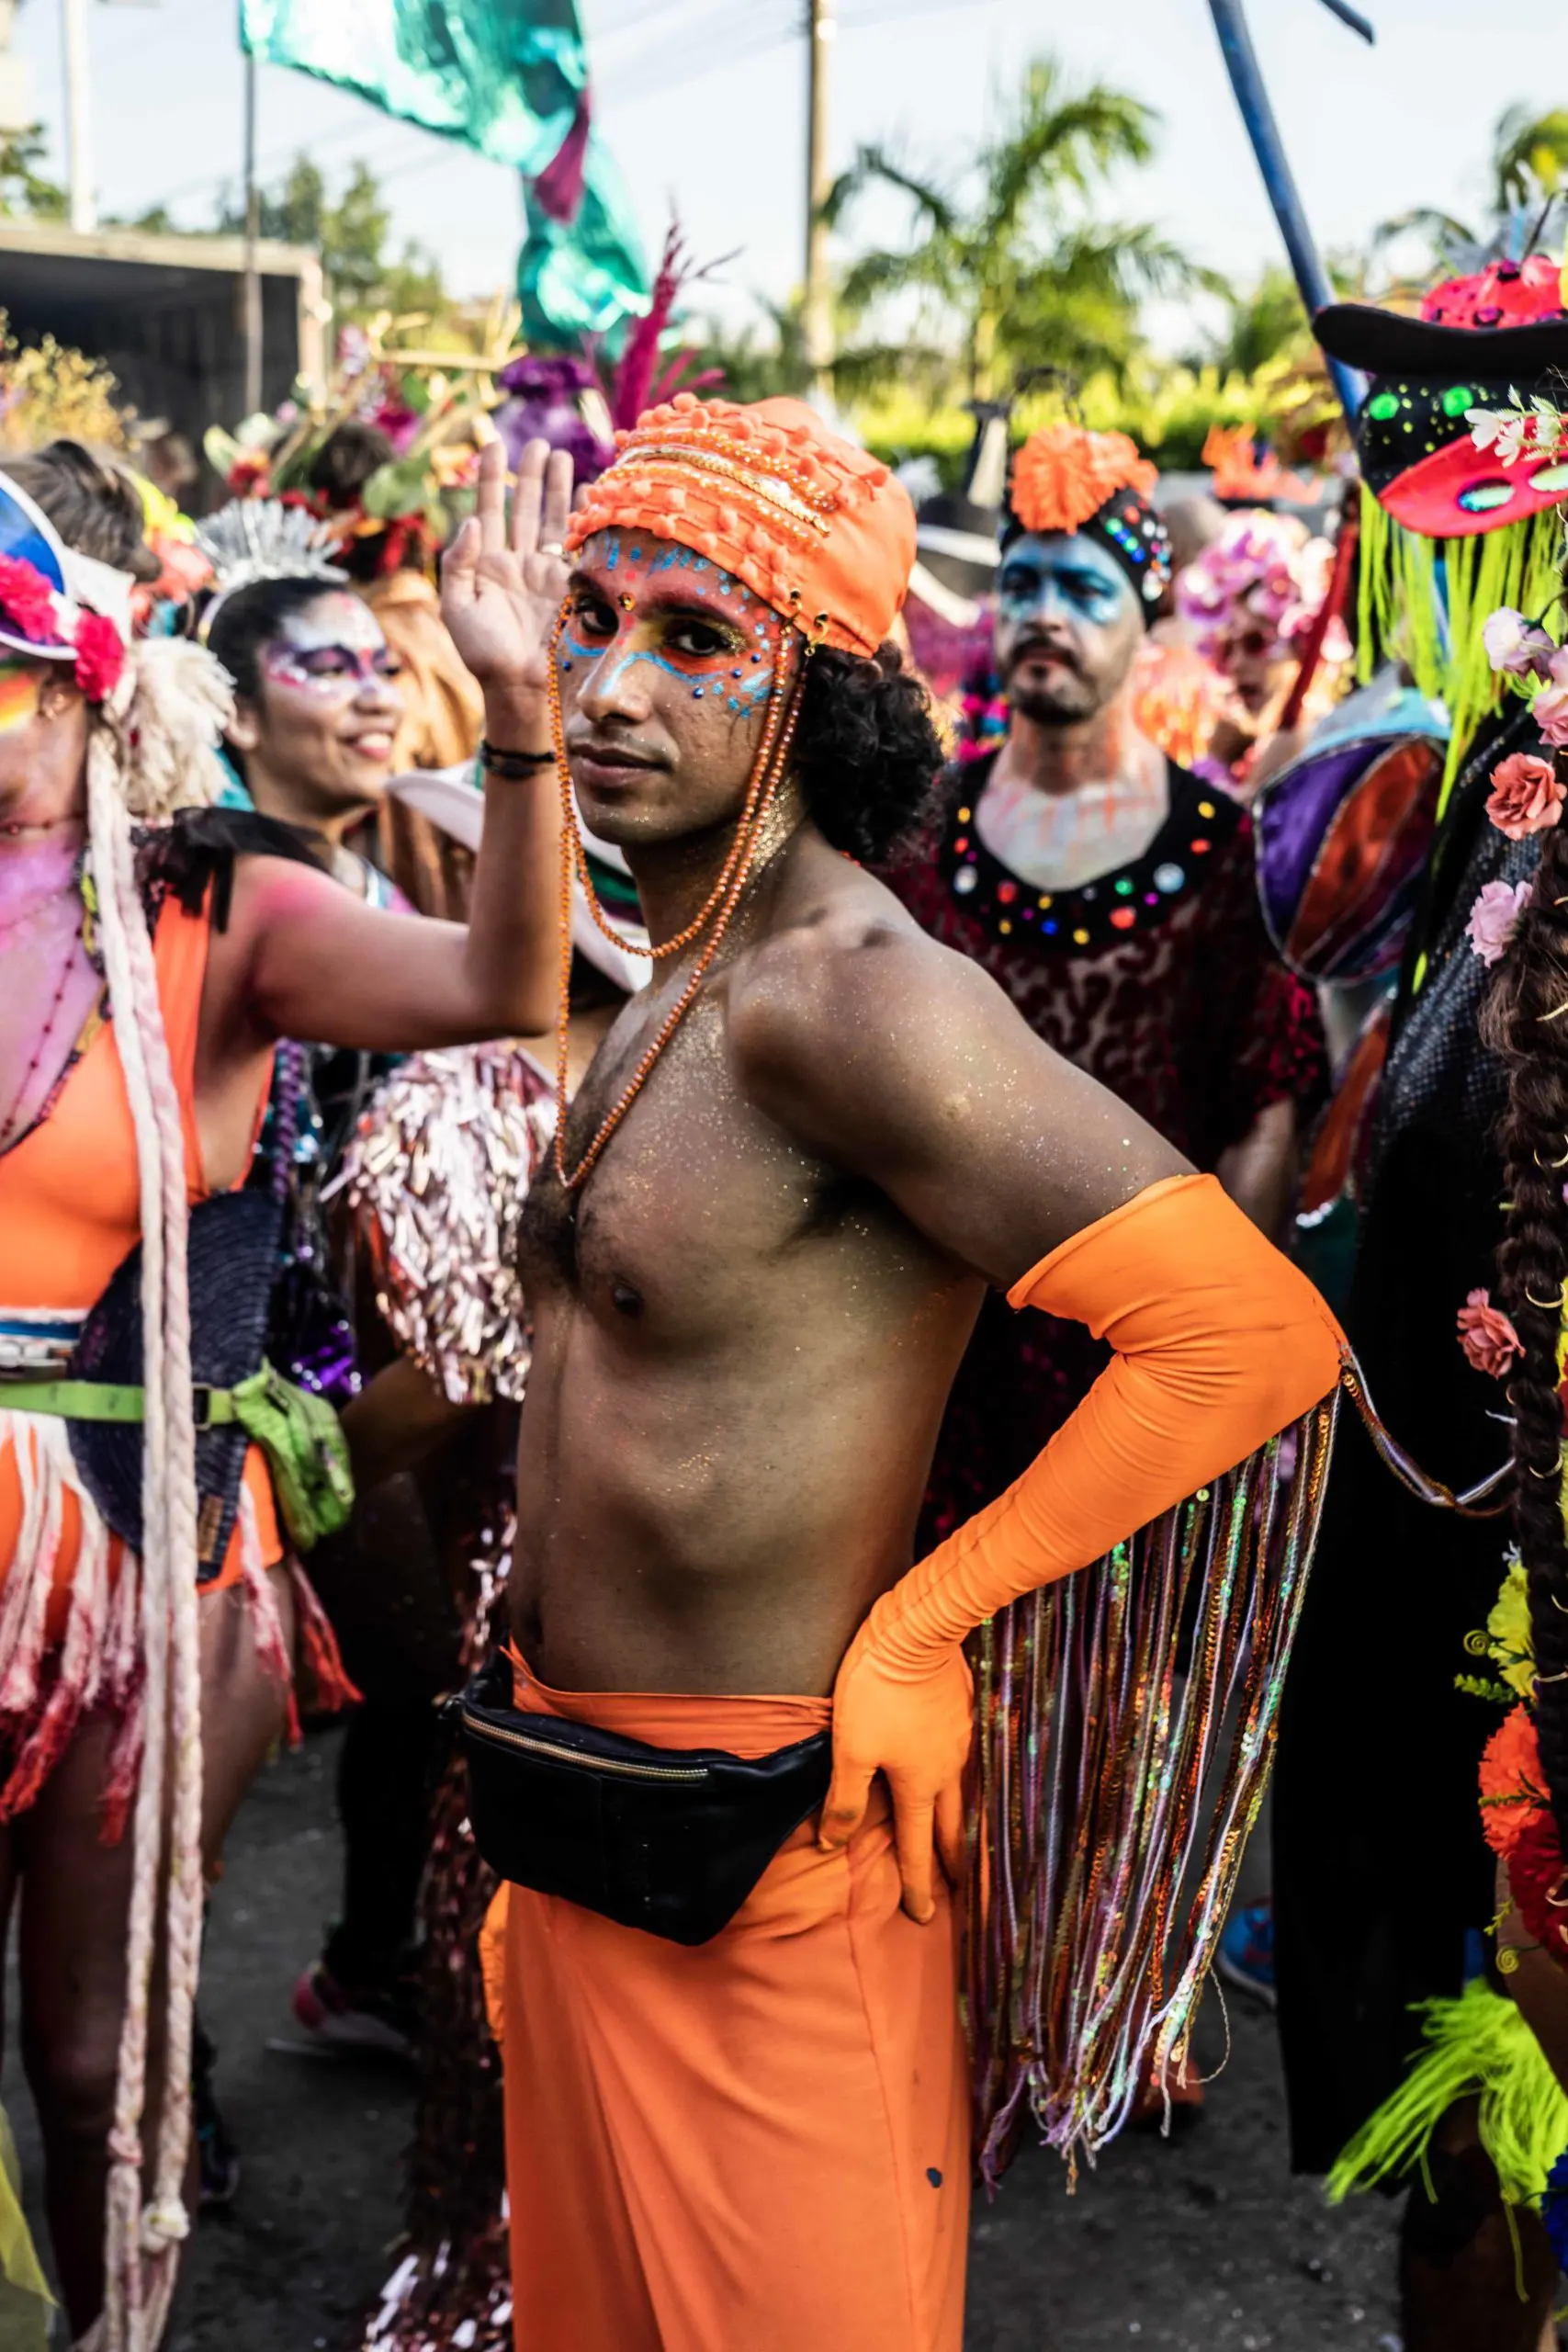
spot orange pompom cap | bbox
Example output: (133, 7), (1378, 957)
(1010, 423), (1158, 537)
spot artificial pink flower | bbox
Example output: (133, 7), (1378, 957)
(1532, 681), (1568, 746)
(1457, 1287), (1523, 1379)
(72, 613), (123, 703)
(1486, 751), (1565, 840)
(0, 552), (61, 645)
(1548, 643), (1568, 685)
(1483, 605), (1555, 677)
(1466, 876), (1531, 965)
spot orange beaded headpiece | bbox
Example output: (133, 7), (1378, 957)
(563, 392), (916, 658)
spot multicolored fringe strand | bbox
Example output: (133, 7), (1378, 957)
(966, 1387), (1338, 2186)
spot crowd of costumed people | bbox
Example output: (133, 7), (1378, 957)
(9, 201), (1568, 2352)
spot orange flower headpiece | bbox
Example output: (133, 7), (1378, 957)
(1003, 424), (1172, 612)
(563, 392), (915, 659)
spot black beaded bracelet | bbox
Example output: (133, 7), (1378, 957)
(479, 739), (557, 779)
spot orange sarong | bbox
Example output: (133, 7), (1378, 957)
(490, 1655), (969, 2352)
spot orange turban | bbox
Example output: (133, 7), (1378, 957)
(563, 393), (915, 659)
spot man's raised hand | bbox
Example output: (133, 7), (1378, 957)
(440, 436), (574, 704)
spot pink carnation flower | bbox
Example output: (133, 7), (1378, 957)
(1483, 606), (1555, 677)
(72, 612), (123, 703)
(1486, 751), (1565, 840)
(1466, 876), (1530, 965)
(1457, 1288), (1523, 1380)
(1532, 680), (1568, 746)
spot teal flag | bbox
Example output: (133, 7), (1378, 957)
(239, 0), (648, 345)
(519, 130), (646, 346)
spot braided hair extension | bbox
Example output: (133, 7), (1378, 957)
(1489, 788), (1568, 1852)
(81, 643), (231, 2347)
(88, 737), (199, 2349)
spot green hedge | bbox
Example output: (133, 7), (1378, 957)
(852, 363), (1304, 487)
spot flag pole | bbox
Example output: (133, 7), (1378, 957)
(243, 45), (263, 415)
(61, 0), (95, 234)
(1205, 0), (1366, 420)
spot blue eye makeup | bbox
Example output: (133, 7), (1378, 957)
(998, 533), (1132, 627)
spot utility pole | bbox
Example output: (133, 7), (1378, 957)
(243, 46), (263, 415)
(802, 0), (834, 408)
(61, 0), (95, 233)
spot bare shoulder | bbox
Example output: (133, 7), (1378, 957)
(728, 848), (1026, 1164)
(727, 840), (1189, 1279)
(731, 856), (988, 1068)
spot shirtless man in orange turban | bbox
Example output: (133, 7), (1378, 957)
(471, 394), (1344, 2351)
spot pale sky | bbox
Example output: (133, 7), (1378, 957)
(13, 0), (1568, 347)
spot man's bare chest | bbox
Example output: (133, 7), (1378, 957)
(519, 999), (861, 1342)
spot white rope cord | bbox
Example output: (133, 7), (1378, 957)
(84, 677), (207, 2350)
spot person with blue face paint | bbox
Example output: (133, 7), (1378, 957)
(895, 421), (1322, 1231)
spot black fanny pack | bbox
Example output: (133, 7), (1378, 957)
(456, 1651), (832, 1947)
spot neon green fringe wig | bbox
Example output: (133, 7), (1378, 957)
(1356, 488), (1567, 817)
(1326, 1976), (1568, 2212)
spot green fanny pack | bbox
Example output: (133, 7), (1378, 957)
(0, 1363), (354, 1554)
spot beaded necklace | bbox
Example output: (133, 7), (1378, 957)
(0, 852), (94, 1156)
(548, 626), (808, 1194)
(942, 755), (1240, 954)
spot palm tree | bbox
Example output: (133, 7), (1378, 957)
(1492, 104), (1568, 213)
(1189, 264), (1307, 380)
(822, 58), (1205, 404)
(1373, 104), (1568, 279)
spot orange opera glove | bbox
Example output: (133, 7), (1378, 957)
(820, 1173), (1345, 1920)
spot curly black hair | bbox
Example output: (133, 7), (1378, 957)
(792, 640), (943, 865)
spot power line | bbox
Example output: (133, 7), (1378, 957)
(600, 0), (798, 106)
(840, 0), (1001, 22)
(140, 0), (1001, 221)
(600, 0), (1000, 108)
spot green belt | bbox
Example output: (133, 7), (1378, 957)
(0, 1363), (355, 1552)
(0, 1378), (245, 1428)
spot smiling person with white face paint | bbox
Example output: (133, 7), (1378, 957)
(208, 579), (411, 903)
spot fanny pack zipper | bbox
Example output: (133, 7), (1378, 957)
(463, 1707), (708, 1783)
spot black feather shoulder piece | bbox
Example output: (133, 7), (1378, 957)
(134, 807), (331, 932)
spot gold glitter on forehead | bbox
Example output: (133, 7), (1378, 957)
(565, 391), (914, 658)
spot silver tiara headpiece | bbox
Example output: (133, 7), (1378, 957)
(195, 498), (347, 622)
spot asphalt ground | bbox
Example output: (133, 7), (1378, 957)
(6, 1724), (1402, 2351)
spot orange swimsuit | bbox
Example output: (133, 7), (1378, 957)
(0, 885), (279, 1671)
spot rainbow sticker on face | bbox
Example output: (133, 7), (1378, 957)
(0, 661), (40, 735)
